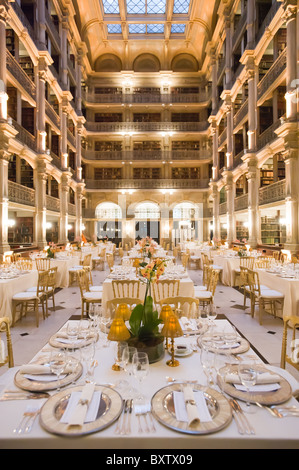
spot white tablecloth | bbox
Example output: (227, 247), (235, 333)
(212, 255), (241, 286)
(33, 257), (80, 288)
(257, 269), (299, 318)
(102, 276), (195, 309)
(0, 271), (38, 322)
(0, 317), (298, 449)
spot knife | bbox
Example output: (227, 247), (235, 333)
(126, 399), (133, 434)
(0, 392), (50, 400)
(232, 399), (255, 434)
(228, 399), (245, 435)
(120, 399), (129, 435)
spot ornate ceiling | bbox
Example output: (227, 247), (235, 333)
(72, 0), (219, 72)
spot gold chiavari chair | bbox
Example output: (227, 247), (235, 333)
(77, 269), (102, 319)
(12, 269), (49, 327)
(281, 315), (299, 373)
(234, 256), (255, 286)
(112, 280), (140, 299)
(92, 249), (105, 270)
(152, 279), (180, 304)
(0, 317), (14, 368)
(273, 251), (280, 261)
(246, 269), (284, 324)
(106, 253), (114, 272)
(195, 268), (220, 306)
(83, 266), (103, 293)
(158, 296), (199, 318)
(35, 257), (51, 271)
(181, 253), (189, 271)
(254, 257), (273, 269)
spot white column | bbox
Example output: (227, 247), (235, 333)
(283, 2), (297, 119)
(0, 150), (9, 254)
(35, 159), (47, 249)
(244, 156), (260, 248)
(0, 5), (8, 120)
(210, 182), (220, 241)
(223, 170), (235, 245)
(75, 183), (85, 239)
(59, 173), (70, 244)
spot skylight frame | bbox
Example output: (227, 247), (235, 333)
(102, 0), (120, 14)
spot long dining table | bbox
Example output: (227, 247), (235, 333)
(0, 315), (298, 449)
(0, 270), (38, 322)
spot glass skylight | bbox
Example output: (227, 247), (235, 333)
(127, 0), (146, 14)
(107, 24), (122, 33)
(173, 0), (191, 14)
(147, 23), (164, 33)
(171, 24), (186, 33)
(147, 0), (166, 14)
(102, 0), (120, 14)
(129, 24), (146, 34)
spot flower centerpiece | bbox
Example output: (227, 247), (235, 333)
(138, 236), (158, 260)
(46, 242), (56, 259)
(127, 257), (166, 363)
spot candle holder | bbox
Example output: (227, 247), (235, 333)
(107, 317), (131, 371)
(159, 305), (173, 349)
(161, 313), (183, 367)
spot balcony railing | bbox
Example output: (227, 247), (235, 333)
(218, 129), (227, 148)
(85, 178), (210, 190)
(233, 99), (248, 129)
(82, 149), (212, 162)
(85, 121), (209, 133)
(6, 50), (36, 101)
(10, 2), (39, 48)
(255, 1), (281, 47)
(68, 203), (76, 216)
(219, 202), (227, 215)
(258, 179), (286, 206)
(82, 91), (210, 105)
(257, 118), (282, 151)
(257, 49), (287, 102)
(8, 181), (35, 207)
(45, 100), (60, 129)
(11, 119), (37, 153)
(67, 130), (76, 148)
(233, 149), (245, 168)
(234, 193), (248, 211)
(46, 194), (60, 212)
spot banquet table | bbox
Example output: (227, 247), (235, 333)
(0, 315), (298, 449)
(212, 255), (241, 286)
(0, 270), (38, 322)
(33, 257), (81, 288)
(101, 274), (195, 310)
(256, 268), (299, 318)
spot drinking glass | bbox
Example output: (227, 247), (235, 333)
(132, 352), (149, 402)
(200, 346), (214, 386)
(207, 304), (218, 329)
(79, 319), (91, 342)
(238, 363), (257, 413)
(66, 321), (79, 343)
(122, 346), (137, 393)
(50, 349), (66, 391)
(99, 308), (111, 347)
(80, 342), (96, 383)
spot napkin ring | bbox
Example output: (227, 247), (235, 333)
(185, 399), (196, 406)
(79, 398), (89, 406)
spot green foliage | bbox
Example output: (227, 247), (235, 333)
(129, 295), (162, 342)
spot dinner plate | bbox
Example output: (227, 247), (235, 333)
(217, 364), (292, 405)
(49, 332), (98, 350)
(198, 334), (250, 355)
(39, 384), (123, 437)
(179, 319), (209, 337)
(14, 357), (83, 392)
(168, 345), (193, 357)
(151, 383), (232, 435)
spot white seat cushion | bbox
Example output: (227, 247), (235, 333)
(26, 286), (53, 293)
(13, 292), (39, 301)
(83, 292), (103, 301)
(195, 290), (213, 299)
(212, 264), (223, 270)
(260, 290), (284, 299)
(194, 286), (207, 293)
(89, 286), (103, 292)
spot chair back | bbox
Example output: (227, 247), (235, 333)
(239, 256), (255, 270)
(37, 269), (50, 295)
(181, 253), (189, 270)
(36, 258), (51, 271)
(82, 253), (92, 267)
(152, 279), (180, 303)
(112, 280), (140, 298)
(83, 266), (93, 288)
(246, 269), (261, 297)
(119, 247), (124, 258)
(106, 253), (114, 272)
(254, 257), (273, 269)
(281, 315), (299, 370)
(207, 268), (220, 295)
(77, 269), (89, 297)
(158, 296), (199, 318)
(0, 317), (14, 368)
(273, 251), (280, 260)
(47, 266), (58, 290)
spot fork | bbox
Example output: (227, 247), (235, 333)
(13, 406), (40, 434)
(134, 404), (150, 432)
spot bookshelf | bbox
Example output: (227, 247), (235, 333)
(236, 221), (248, 241)
(133, 113), (161, 122)
(172, 141), (200, 150)
(95, 141), (122, 151)
(6, 29), (15, 55)
(95, 113), (122, 122)
(20, 159), (34, 188)
(7, 87), (17, 121)
(94, 168), (122, 179)
(8, 217), (34, 245)
(133, 167), (161, 179)
(172, 167), (201, 179)
(133, 141), (161, 151)
(260, 215), (286, 245)
(19, 56), (34, 81)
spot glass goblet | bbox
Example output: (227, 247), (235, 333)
(238, 363), (257, 413)
(132, 351), (149, 402)
(50, 349), (66, 391)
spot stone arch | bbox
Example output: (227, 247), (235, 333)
(94, 54), (122, 72)
(171, 53), (199, 72)
(133, 53), (161, 72)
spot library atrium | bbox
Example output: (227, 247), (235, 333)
(0, 0), (298, 450)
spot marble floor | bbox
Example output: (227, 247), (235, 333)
(1, 257), (299, 383)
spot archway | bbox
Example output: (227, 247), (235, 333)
(95, 202), (123, 243)
(134, 201), (160, 242)
(172, 202), (202, 243)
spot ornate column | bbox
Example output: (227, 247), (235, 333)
(222, 169), (235, 245)
(35, 158), (47, 249)
(0, 148), (9, 254)
(59, 172), (71, 244)
(244, 155), (260, 248)
(37, 0), (46, 50)
(223, 95), (234, 169)
(37, 58), (48, 154)
(61, 14), (69, 89)
(209, 119), (219, 180)
(0, 3), (8, 120)
(209, 181), (220, 241)
(75, 119), (85, 181)
(61, 96), (69, 169)
(283, 1), (297, 120)
(75, 182), (85, 240)
(224, 8), (232, 88)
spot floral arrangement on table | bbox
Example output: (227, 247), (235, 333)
(138, 236), (158, 259)
(211, 238), (222, 249)
(128, 258), (166, 358)
(46, 242), (56, 259)
(238, 247), (247, 257)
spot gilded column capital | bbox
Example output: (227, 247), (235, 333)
(0, 2), (9, 24)
(282, 1), (297, 22)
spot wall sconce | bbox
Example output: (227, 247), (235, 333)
(81, 224), (86, 231)
(45, 222), (52, 229)
(7, 219), (15, 228)
(67, 224), (73, 230)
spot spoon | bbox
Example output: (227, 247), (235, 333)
(165, 376), (197, 384)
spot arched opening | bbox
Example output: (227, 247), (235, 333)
(134, 201), (160, 242)
(171, 54), (199, 72)
(95, 202), (122, 244)
(133, 54), (161, 72)
(94, 54), (122, 72)
(172, 202), (201, 243)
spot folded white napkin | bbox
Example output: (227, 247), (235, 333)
(20, 364), (53, 375)
(180, 317), (196, 331)
(234, 383), (281, 393)
(67, 383), (96, 427)
(173, 386), (212, 426)
(225, 371), (281, 385)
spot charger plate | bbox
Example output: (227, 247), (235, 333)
(151, 383), (232, 435)
(49, 332), (98, 350)
(39, 384), (123, 437)
(14, 357), (83, 392)
(217, 364), (292, 405)
(198, 334), (250, 355)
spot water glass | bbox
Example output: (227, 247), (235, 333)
(66, 321), (79, 343)
(50, 349), (66, 391)
(132, 351), (149, 401)
(238, 363), (257, 413)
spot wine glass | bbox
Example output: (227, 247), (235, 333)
(207, 304), (218, 329)
(80, 342), (96, 383)
(132, 352), (149, 402)
(50, 349), (66, 391)
(66, 321), (79, 344)
(79, 319), (91, 342)
(99, 308), (111, 347)
(238, 363), (257, 413)
(200, 345), (214, 386)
